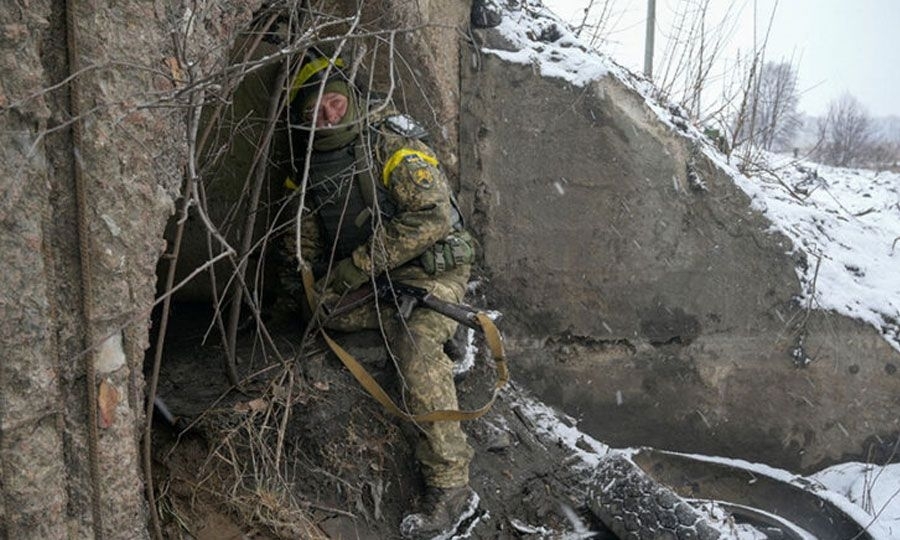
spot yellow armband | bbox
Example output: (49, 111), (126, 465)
(381, 148), (439, 187)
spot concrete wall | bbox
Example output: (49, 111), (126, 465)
(1, 1), (470, 535)
(0, 1), (263, 536)
(6, 0), (895, 536)
(374, 0), (471, 179)
(459, 28), (900, 472)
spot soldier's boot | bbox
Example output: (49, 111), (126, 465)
(399, 485), (479, 539)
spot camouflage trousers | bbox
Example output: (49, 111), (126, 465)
(321, 264), (474, 489)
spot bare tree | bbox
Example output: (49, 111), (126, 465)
(815, 93), (874, 167)
(868, 117), (900, 171)
(558, 0), (781, 144)
(571, 0), (630, 51)
(734, 61), (801, 151)
(654, 0), (745, 119)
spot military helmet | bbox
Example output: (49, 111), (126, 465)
(290, 46), (352, 112)
(289, 45), (360, 151)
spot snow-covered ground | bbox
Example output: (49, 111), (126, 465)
(812, 461), (900, 538)
(730, 157), (900, 353)
(483, 1), (609, 85)
(486, 1), (900, 356)
(479, 1), (900, 537)
(516, 387), (899, 538)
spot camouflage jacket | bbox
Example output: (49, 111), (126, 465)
(295, 112), (460, 280)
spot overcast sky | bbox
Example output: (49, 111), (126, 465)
(543, 0), (900, 118)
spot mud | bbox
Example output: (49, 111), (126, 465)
(152, 303), (617, 538)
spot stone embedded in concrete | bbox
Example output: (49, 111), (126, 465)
(96, 332), (126, 374)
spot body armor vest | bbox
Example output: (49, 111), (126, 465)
(305, 136), (396, 260)
(299, 113), (464, 267)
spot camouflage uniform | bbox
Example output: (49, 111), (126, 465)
(292, 114), (475, 489)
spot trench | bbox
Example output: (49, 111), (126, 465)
(5, 0), (898, 535)
(146, 245), (895, 539)
(141, 5), (900, 539)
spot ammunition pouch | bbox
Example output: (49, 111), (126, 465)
(420, 230), (476, 274)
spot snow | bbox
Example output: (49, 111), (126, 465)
(690, 500), (814, 540)
(670, 452), (898, 538)
(452, 327), (477, 378)
(484, 2), (900, 354)
(730, 156), (900, 352)
(512, 390), (774, 538)
(482, 0), (609, 86)
(515, 387), (900, 538)
(508, 518), (554, 535)
(441, 492), (483, 540)
(512, 389), (611, 468)
(811, 462), (900, 538)
(482, 0), (711, 140)
(482, 1), (900, 536)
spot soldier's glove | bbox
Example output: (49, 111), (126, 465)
(327, 258), (370, 295)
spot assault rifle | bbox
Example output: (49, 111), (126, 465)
(312, 269), (508, 422)
(325, 277), (485, 331)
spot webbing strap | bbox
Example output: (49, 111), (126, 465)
(355, 139), (378, 210)
(301, 267), (507, 422)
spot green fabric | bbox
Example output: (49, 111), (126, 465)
(419, 231), (476, 275)
(298, 80), (360, 152)
(284, 94), (475, 488)
(349, 135), (455, 276)
(320, 265), (475, 488)
(298, 79), (350, 111)
(326, 257), (369, 294)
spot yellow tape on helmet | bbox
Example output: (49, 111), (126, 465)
(290, 56), (346, 102)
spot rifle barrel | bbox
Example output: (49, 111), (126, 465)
(421, 295), (481, 331)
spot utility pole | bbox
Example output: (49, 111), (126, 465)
(644, 0), (656, 77)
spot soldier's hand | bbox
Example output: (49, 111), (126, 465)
(327, 258), (369, 294)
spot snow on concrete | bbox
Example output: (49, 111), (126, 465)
(691, 501), (791, 540)
(511, 386), (611, 469)
(514, 389), (781, 538)
(729, 156), (900, 353)
(482, 0), (709, 139)
(811, 462), (900, 538)
(484, 1), (900, 535)
(482, 0), (609, 86)
(515, 387), (900, 538)
(484, 2), (900, 355)
(673, 452), (897, 539)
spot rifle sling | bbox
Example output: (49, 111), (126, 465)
(302, 267), (507, 422)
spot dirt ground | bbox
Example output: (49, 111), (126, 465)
(151, 303), (618, 538)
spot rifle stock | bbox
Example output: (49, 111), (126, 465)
(325, 278), (484, 331)
(413, 292), (481, 331)
(324, 284), (377, 317)
(383, 281), (482, 330)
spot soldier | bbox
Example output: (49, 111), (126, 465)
(283, 48), (479, 538)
